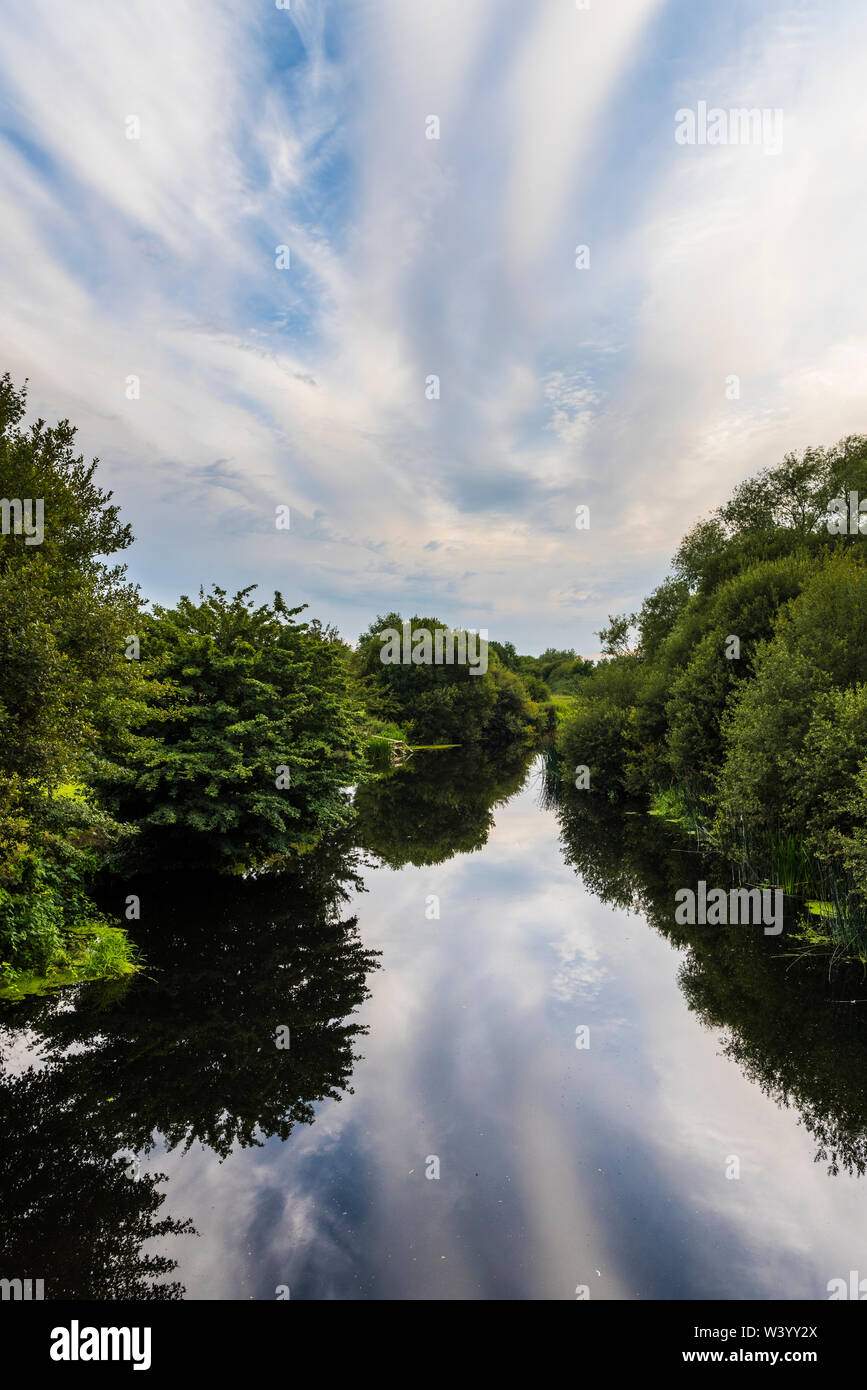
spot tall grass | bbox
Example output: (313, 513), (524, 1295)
(0, 921), (138, 1000)
(536, 745), (564, 812)
(648, 784), (712, 847)
(741, 829), (813, 897)
(365, 735), (395, 769)
(724, 820), (867, 962)
(650, 790), (867, 961)
(797, 865), (867, 966)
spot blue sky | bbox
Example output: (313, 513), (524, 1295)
(2, 0), (866, 653)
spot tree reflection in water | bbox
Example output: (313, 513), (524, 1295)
(0, 829), (380, 1298)
(551, 758), (867, 1179)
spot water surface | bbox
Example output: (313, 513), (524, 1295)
(2, 750), (866, 1300)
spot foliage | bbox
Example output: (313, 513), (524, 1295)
(555, 434), (867, 953)
(0, 375), (142, 985)
(94, 586), (364, 870)
(355, 743), (536, 867)
(356, 612), (550, 747)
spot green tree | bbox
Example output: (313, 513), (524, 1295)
(663, 555), (809, 790)
(597, 614), (635, 656)
(357, 612), (547, 746)
(95, 586), (363, 870)
(717, 552), (867, 837)
(0, 374), (143, 982)
(0, 374), (142, 788)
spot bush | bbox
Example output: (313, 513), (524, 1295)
(94, 586), (364, 870)
(356, 613), (547, 748)
(559, 695), (635, 800)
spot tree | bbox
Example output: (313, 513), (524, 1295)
(0, 375), (143, 982)
(596, 613), (635, 656)
(94, 586), (363, 870)
(0, 373), (142, 789)
(717, 552), (867, 836)
(356, 612), (547, 746)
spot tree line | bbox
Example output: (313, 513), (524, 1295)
(557, 436), (867, 955)
(0, 376), (549, 994)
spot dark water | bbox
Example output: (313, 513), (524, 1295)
(2, 748), (867, 1301)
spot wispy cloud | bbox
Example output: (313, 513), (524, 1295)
(1, 0), (866, 650)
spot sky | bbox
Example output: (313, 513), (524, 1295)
(2, 0), (867, 654)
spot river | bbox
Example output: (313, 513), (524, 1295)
(2, 748), (866, 1300)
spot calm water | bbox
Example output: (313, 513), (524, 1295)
(2, 749), (867, 1300)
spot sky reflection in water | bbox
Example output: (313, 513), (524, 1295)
(128, 756), (867, 1301)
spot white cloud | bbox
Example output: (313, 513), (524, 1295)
(1, 0), (866, 649)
